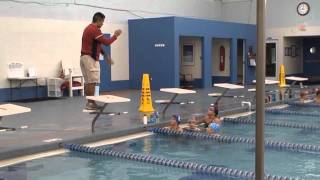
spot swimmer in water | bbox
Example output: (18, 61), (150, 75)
(198, 107), (221, 128)
(315, 89), (320, 104)
(300, 90), (308, 103)
(165, 114), (183, 132)
(207, 122), (221, 136)
(184, 116), (201, 132)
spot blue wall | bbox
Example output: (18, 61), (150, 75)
(129, 17), (257, 89)
(303, 37), (320, 76)
(100, 34), (130, 92)
(129, 17), (175, 89)
(0, 86), (47, 102)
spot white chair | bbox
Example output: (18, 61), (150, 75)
(62, 62), (85, 97)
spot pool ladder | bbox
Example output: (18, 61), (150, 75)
(241, 101), (252, 111)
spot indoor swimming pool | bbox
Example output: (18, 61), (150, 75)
(0, 133), (319, 180)
(1, 106), (320, 180)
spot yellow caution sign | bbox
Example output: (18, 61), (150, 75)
(139, 74), (155, 113)
(279, 64), (286, 87)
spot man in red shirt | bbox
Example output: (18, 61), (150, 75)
(80, 12), (121, 110)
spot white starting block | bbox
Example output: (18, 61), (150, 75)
(285, 76), (308, 82)
(284, 76), (309, 97)
(285, 76), (308, 88)
(208, 83), (244, 106)
(155, 99), (195, 105)
(0, 104), (31, 131)
(249, 79), (280, 93)
(159, 88), (196, 115)
(252, 79), (279, 85)
(208, 93), (244, 98)
(214, 83), (244, 89)
(210, 83), (245, 106)
(86, 95), (130, 132)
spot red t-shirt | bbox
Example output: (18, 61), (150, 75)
(81, 23), (117, 61)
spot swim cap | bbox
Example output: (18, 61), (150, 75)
(210, 123), (220, 132)
(172, 115), (181, 124)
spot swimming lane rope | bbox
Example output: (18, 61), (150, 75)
(149, 128), (320, 153)
(223, 117), (320, 130)
(265, 108), (320, 117)
(63, 143), (297, 180)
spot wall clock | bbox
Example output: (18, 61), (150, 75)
(297, 2), (310, 16)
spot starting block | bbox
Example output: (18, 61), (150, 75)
(211, 83), (245, 105)
(208, 93), (244, 98)
(284, 76), (309, 97)
(0, 104), (31, 132)
(155, 99), (195, 105)
(159, 88), (196, 115)
(285, 76), (308, 88)
(250, 79), (280, 93)
(252, 79), (279, 85)
(86, 95), (130, 132)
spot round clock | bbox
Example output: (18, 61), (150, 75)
(297, 2), (310, 16)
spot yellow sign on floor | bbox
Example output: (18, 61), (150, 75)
(279, 64), (286, 87)
(139, 74), (154, 113)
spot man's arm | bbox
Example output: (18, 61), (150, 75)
(100, 46), (105, 55)
(95, 35), (117, 45)
(95, 29), (122, 46)
(103, 51), (114, 65)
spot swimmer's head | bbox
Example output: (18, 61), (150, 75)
(300, 90), (308, 99)
(172, 114), (181, 125)
(209, 122), (220, 132)
(189, 116), (197, 124)
(208, 106), (218, 116)
(316, 89), (320, 97)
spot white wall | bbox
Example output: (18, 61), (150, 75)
(0, 17), (128, 88)
(283, 37), (303, 75)
(180, 37), (202, 79)
(0, 0), (223, 23)
(0, 0), (225, 89)
(266, 0), (320, 28)
(221, 0), (256, 24)
(212, 39), (231, 76)
(266, 0), (320, 77)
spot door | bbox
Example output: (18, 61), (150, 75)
(237, 39), (245, 85)
(266, 43), (276, 77)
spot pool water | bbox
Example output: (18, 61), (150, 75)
(266, 113), (320, 125)
(222, 123), (320, 145)
(285, 105), (320, 114)
(1, 108), (320, 180)
(1, 135), (319, 180)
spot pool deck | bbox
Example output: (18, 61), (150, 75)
(0, 85), (296, 161)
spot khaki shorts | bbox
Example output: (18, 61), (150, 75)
(80, 55), (100, 84)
